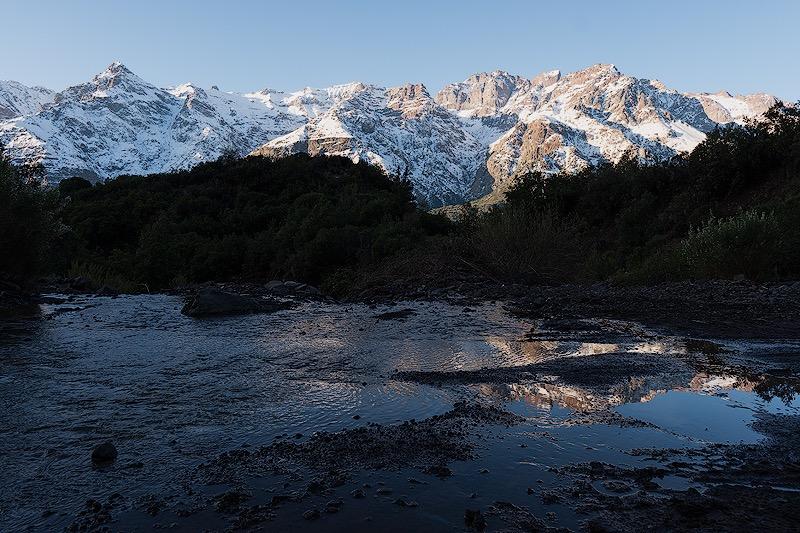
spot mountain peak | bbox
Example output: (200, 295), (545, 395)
(388, 83), (430, 98)
(531, 69), (561, 86)
(387, 83), (433, 117)
(78, 61), (154, 98)
(98, 61), (134, 78)
(435, 71), (530, 116)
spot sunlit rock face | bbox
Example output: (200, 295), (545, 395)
(1, 63), (779, 205)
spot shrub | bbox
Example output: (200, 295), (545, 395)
(674, 211), (789, 280)
(462, 207), (586, 284)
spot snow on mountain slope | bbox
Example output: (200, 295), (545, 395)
(0, 62), (303, 180)
(0, 80), (54, 120)
(0, 62), (781, 205)
(438, 64), (731, 192)
(253, 82), (494, 205)
(690, 91), (778, 123)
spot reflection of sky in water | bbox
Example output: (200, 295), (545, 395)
(617, 390), (779, 444)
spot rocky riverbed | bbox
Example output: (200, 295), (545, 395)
(1, 287), (798, 531)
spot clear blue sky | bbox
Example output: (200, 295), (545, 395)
(2, 0), (798, 100)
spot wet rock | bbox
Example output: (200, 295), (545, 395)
(351, 488), (365, 499)
(541, 490), (561, 504)
(194, 403), (521, 491)
(306, 480), (324, 493)
(302, 509), (320, 520)
(685, 338), (726, 355)
(394, 497), (419, 507)
(91, 441), (118, 464)
(376, 487), (393, 495)
(464, 509), (487, 531)
(270, 494), (291, 506)
(213, 489), (250, 513)
(181, 288), (291, 317)
(486, 501), (547, 531)
(66, 497), (113, 531)
(374, 308), (417, 320)
(326, 499), (343, 509)
(602, 480), (632, 493)
(233, 504), (274, 529)
(85, 499), (102, 513)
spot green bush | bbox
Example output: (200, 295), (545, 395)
(674, 210), (793, 280)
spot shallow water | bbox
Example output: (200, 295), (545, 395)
(1, 295), (798, 531)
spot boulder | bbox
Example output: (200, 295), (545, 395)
(91, 441), (118, 464)
(181, 288), (292, 317)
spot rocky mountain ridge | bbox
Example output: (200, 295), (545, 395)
(0, 62), (779, 206)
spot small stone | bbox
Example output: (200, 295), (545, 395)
(351, 488), (365, 499)
(85, 499), (102, 513)
(91, 441), (118, 464)
(394, 497), (419, 508)
(302, 509), (320, 520)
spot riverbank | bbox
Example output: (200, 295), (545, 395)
(35, 276), (800, 341)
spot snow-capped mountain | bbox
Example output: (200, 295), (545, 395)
(251, 82), (493, 205)
(0, 62), (304, 180)
(0, 80), (54, 120)
(0, 62), (779, 206)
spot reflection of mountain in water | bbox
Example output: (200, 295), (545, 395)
(476, 365), (800, 414)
